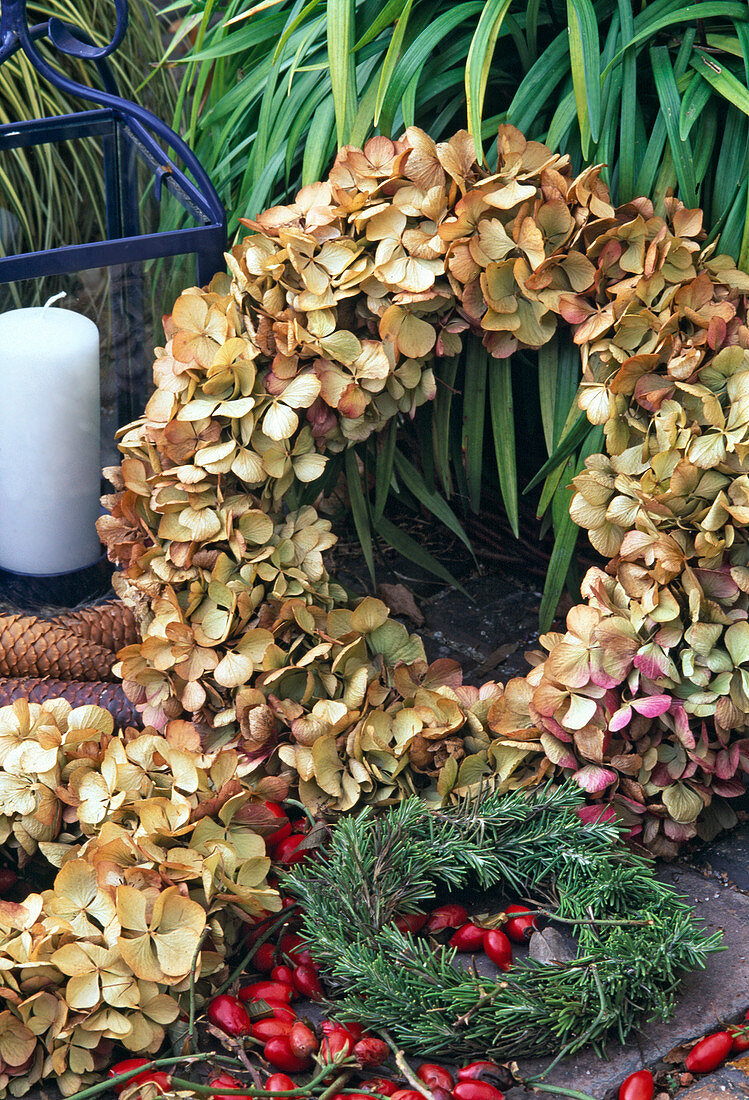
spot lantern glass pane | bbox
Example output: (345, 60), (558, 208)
(0, 253), (197, 469)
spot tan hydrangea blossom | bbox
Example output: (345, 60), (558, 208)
(0, 699), (284, 1095)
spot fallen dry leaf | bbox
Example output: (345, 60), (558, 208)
(376, 583), (425, 625)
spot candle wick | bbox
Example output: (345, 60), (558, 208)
(43, 291), (67, 309)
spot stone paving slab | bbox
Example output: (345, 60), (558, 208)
(508, 867), (749, 1100)
(687, 827), (749, 892)
(674, 1066), (749, 1098)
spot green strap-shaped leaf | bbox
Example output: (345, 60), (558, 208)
(524, 411), (591, 495)
(302, 98), (336, 186)
(566, 0), (601, 155)
(616, 0), (637, 201)
(462, 336), (489, 514)
(538, 426), (604, 631)
(374, 419), (398, 521)
(354, 0), (410, 50)
(651, 46), (697, 208)
(465, 0), (514, 163)
(432, 356), (459, 497)
(328, 0), (358, 145)
(488, 360), (519, 538)
(679, 72), (711, 139)
(273, 0), (323, 61)
(378, 3), (484, 135)
(393, 451), (476, 557)
(374, 0), (415, 128)
(603, 3), (749, 76)
(373, 514), (469, 596)
(537, 335), (558, 457)
(506, 30), (568, 134)
(691, 50), (749, 118)
(345, 447), (376, 587)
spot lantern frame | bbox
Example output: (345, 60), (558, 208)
(0, 0), (226, 608)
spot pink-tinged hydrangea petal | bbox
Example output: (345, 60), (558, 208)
(712, 777), (747, 798)
(693, 567), (739, 600)
(589, 667), (619, 689)
(575, 803), (617, 825)
(142, 704), (169, 731)
(604, 688), (621, 713)
(715, 744), (740, 780)
(538, 714), (574, 742)
(663, 818), (696, 842)
(630, 694), (671, 718)
(671, 705), (696, 750)
(608, 705), (632, 732)
(633, 646), (669, 680)
(614, 794), (648, 814)
(571, 764), (618, 793)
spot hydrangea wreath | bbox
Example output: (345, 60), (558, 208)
(0, 124), (746, 1095)
(99, 124), (749, 858)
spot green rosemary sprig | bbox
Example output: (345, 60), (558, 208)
(283, 784), (721, 1062)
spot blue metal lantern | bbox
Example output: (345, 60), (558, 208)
(0, 0), (226, 608)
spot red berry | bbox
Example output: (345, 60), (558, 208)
(685, 1031), (733, 1074)
(279, 933), (307, 963)
(273, 835), (310, 865)
(209, 1072), (252, 1099)
(253, 942), (277, 973)
(417, 1064), (454, 1090)
(109, 1059), (172, 1096)
(353, 1037), (389, 1067)
(265, 1074), (296, 1091)
(390, 1092), (423, 1100)
(503, 904), (539, 943)
(322, 1020), (363, 1041)
(425, 904), (469, 933)
(458, 1062), (503, 1083)
(271, 964), (296, 986)
(289, 1021), (319, 1059)
(393, 913), (428, 934)
(320, 1027), (354, 1062)
(618, 1069), (654, 1100)
(239, 980), (295, 1005)
(262, 802), (292, 845)
(253, 1018), (293, 1043)
(453, 1082), (505, 1100)
(360, 1079), (397, 1096)
(264, 1035), (312, 1073)
(208, 994), (252, 1036)
(449, 923), (485, 951)
(292, 963), (324, 1000)
(483, 929), (512, 971)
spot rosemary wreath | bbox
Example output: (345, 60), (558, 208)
(284, 784), (721, 1062)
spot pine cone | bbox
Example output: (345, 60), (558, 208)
(0, 677), (140, 727)
(0, 615), (117, 680)
(55, 600), (138, 651)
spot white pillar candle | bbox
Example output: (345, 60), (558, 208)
(0, 302), (101, 574)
